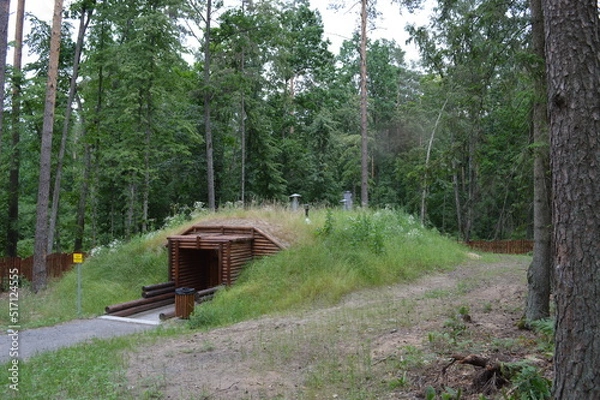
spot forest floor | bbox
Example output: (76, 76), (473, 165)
(125, 254), (553, 399)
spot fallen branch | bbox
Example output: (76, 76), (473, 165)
(442, 354), (509, 394)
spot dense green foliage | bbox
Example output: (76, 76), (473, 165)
(1, 0), (537, 257)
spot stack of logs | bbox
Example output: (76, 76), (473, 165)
(105, 281), (176, 317)
(105, 283), (223, 319)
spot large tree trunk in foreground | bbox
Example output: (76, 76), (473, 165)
(525, 0), (552, 323)
(543, 0), (600, 398)
(32, 0), (63, 292)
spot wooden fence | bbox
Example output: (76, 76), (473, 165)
(465, 239), (534, 254)
(0, 253), (78, 290)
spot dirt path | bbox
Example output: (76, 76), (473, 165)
(125, 255), (540, 399)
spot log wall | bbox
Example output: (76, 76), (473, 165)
(167, 225), (285, 290)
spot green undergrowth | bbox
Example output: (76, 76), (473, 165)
(190, 209), (469, 328)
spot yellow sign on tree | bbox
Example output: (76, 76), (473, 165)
(73, 253), (84, 264)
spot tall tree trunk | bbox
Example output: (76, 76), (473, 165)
(543, 0), (600, 398)
(239, 0), (252, 205)
(125, 180), (136, 239)
(359, 0), (368, 208)
(142, 115), (151, 232)
(5, 0), (24, 258)
(204, 0), (215, 211)
(48, 5), (92, 253)
(77, 18), (106, 252)
(0, 0), (10, 156)
(464, 122), (479, 242)
(74, 127), (91, 252)
(240, 91), (246, 205)
(32, 0), (63, 292)
(421, 98), (448, 225)
(525, 0), (551, 323)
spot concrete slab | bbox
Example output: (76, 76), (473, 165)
(100, 303), (177, 325)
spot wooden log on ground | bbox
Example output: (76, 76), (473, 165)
(105, 292), (175, 314)
(141, 281), (175, 292)
(107, 298), (175, 317)
(142, 286), (175, 298)
(194, 285), (223, 297)
(442, 354), (510, 395)
(159, 309), (176, 321)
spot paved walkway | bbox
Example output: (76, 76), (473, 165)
(0, 308), (173, 364)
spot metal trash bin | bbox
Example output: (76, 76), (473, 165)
(175, 287), (195, 319)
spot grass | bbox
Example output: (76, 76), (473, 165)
(189, 208), (469, 328)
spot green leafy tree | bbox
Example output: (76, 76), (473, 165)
(80, 0), (191, 240)
(407, 0), (530, 240)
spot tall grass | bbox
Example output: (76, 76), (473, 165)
(190, 209), (468, 328)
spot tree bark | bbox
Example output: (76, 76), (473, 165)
(74, 112), (91, 253)
(204, 0), (215, 211)
(0, 0), (10, 156)
(525, 0), (551, 323)
(32, 0), (63, 292)
(543, 0), (600, 398)
(6, 0), (24, 258)
(240, 91), (246, 205)
(421, 98), (448, 225)
(359, 0), (368, 208)
(48, 5), (92, 253)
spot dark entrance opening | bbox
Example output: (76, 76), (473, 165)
(175, 248), (220, 290)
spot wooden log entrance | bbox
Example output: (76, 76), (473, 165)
(105, 225), (285, 318)
(167, 225), (286, 291)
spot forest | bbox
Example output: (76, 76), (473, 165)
(1, 0), (537, 257)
